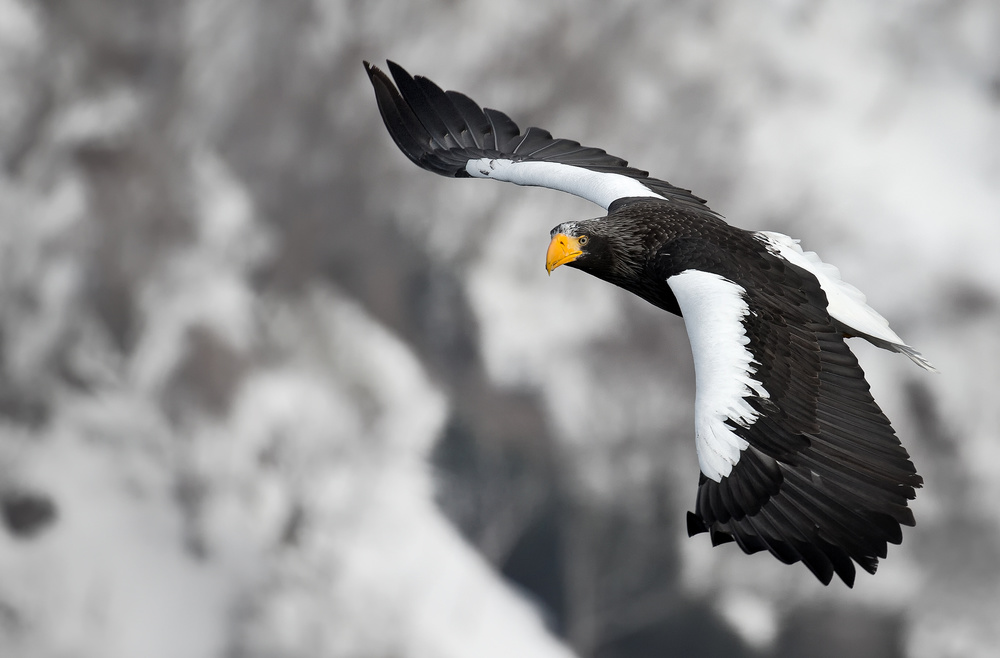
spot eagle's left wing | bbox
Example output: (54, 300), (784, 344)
(666, 243), (923, 587)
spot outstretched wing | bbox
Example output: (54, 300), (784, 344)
(364, 60), (712, 212)
(666, 242), (922, 587)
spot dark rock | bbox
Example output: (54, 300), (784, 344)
(1, 490), (58, 539)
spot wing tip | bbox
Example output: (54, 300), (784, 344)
(687, 511), (709, 537)
(363, 59), (386, 81)
(896, 344), (938, 373)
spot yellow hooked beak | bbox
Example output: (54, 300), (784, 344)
(546, 233), (584, 275)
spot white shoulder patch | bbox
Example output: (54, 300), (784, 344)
(668, 270), (770, 482)
(465, 158), (665, 210)
(754, 231), (935, 371)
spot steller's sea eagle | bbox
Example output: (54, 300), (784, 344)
(364, 60), (934, 587)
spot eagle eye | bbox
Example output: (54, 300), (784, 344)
(577, 235), (589, 246)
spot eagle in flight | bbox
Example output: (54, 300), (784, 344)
(364, 60), (933, 587)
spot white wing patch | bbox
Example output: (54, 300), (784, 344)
(754, 231), (935, 371)
(668, 270), (770, 482)
(465, 158), (665, 210)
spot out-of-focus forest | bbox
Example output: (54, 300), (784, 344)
(0, 1), (998, 657)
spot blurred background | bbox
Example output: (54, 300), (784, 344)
(0, 1), (998, 656)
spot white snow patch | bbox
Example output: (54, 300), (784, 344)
(716, 590), (779, 651)
(130, 150), (268, 393)
(200, 290), (574, 658)
(1, 414), (238, 658)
